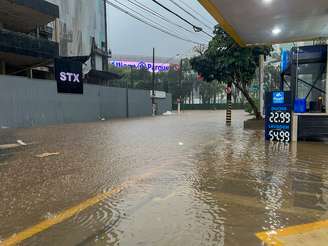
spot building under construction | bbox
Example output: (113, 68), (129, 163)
(0, 0), (172, 128)
(0, 0), (111, 78)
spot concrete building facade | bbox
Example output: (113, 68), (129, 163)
(0, 0), (60, 76)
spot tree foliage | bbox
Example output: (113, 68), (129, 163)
(107, 55), (236, 106)
(190, 25), (272, 119)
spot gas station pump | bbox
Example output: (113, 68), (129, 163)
(266, 45), (328, 142)
(281, 45), (327, 113)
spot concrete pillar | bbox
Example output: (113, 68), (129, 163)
(53, 18), (60, 43)
(259, 54), (265, 118)
(27, 69), (33, 79)
(292, 114), (298, 142)
(0, 61), (5, 74)
(290, 138), (298, 158)
(326, 43), (328, 113)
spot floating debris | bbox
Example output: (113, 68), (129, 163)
(178, 142), (184, 146)
(36, 152), (60, 158)
(153, 192), (177, 202)
(17, 140), (27, 146)
(0, 143), (21, 150)
(0, 140), (28, 149)
(43, 212), (56, 219)
(0, 162), (9, 167)
(163, 111), (174, 116)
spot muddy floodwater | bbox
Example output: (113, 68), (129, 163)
(1, 110), (328, 246)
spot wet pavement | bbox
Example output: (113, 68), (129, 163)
(1, 110), (328, 246)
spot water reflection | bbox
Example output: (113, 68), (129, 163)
(90, 117), (328, 245)
(190, 124), (328, 245)
(257, 143), (290, 231)
(1, 111), (328, 245)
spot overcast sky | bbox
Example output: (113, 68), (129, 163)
(107, 0), (216, 59)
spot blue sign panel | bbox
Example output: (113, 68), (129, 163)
(280, 49), (290, 73)
(272, 92), (285, 104)
(265, 91), (292, 143)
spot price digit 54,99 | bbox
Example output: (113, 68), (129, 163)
(268, 130), (290, 142)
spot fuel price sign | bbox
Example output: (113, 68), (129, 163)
(265, 91), (292, 143)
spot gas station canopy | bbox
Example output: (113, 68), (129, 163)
(199, 0), (328, 46)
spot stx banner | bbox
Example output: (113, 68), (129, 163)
(55, 58), (83, 94)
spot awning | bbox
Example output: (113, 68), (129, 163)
(198, 0), (328, 46)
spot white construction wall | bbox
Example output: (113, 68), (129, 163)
(0, 75), (172, 128)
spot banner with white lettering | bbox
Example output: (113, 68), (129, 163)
(55, 58), (83, 94)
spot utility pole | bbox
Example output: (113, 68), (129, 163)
(152, 48), (156, 116)
(103, 0), (109, 71)
(126, 67), (131, 118)
(226, 81), (232, 125)
(178, 58), (183, 113)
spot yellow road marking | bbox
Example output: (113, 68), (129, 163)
(0, 171), (154, 246)
(256, 219), (328, 246)
(256, 231), (284, 246)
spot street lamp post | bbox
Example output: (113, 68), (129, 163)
(178, 58), (183, 114)
(126, 67), (131, 118)
(152, 48), (156, 116)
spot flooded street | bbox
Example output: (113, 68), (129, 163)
(1, 110), (328, 246)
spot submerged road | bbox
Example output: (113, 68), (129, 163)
(1, 110), (328, 245)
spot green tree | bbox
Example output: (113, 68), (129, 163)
(157, 61), (196, 103)
(190, 25), (272, 119)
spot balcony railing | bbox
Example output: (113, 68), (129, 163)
(0, 28), (59, 61)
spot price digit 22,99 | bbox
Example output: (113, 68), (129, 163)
(269, 112), (291, 124)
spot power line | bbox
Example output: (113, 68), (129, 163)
(150, 0), (201, 31)
(150, 0), (214, 39)
(112, 0), (182, 38)
(128, 0), (209, 43)
(112, 0), (207, 43)
(177, 0), (216, 27)
(168, 0), (213, 31)
(129, 0), (192, 34)
(106, 1), (204, 45)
